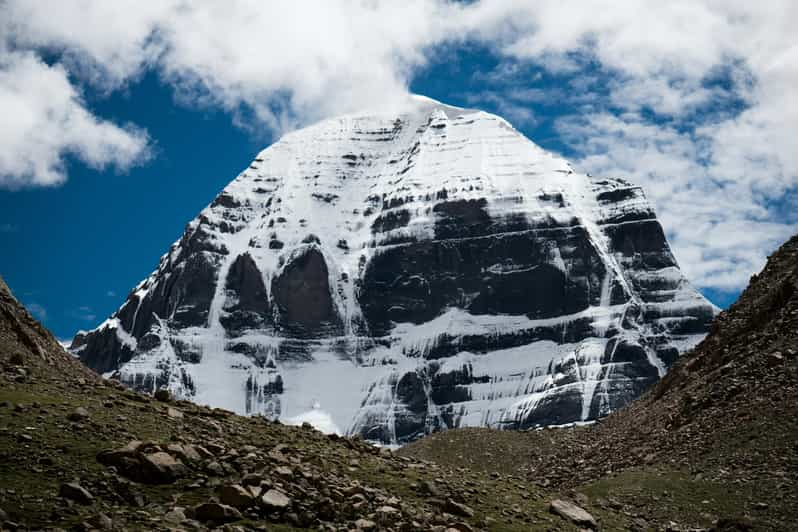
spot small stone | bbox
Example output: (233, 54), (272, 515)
(549, 499), (597, 529)
(376, 505), (400, 523)
(154, 388), (172, 402)
(205, 460), (225, 476)
(445, 499), (475, 518)
(420, 479), (441, 496)
(164, 507), (186, 524)
(241, 472), (264, 486)
(166, 406), (183, 419)
(194, 502), (242, 523)
(166, 443), (200, 462)
(261, 489), (291, 511)
(68, 407), (89, 422)
(274, 465), (293, 478)
(141, 451), (188, 483)
(355, 518), (377, 530)
(87, 513), (112, 530)
(59, 482), (94, 505)
(220, 484), (255, 509)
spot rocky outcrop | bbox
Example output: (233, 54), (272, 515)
(72, 95), (715, 443)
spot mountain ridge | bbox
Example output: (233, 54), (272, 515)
(71, 95), (716, 443)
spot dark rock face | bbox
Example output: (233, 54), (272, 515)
(359, 228), (602, 335)
(73, 99), (716, 444)
(221, 253), (270, 333)
(271, 246), (342, 337)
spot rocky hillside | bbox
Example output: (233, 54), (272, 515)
(71, 95), (714, 444)
(403, 235), (798, 531)
(1, 274), (646, 531)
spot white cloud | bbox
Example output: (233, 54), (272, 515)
(0, 51), (149, 188)
(1, 0), (796, 294)
(2, 1), (466, 134)
(557, 112), (794, 290)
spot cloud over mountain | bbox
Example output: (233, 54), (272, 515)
(1, 0), (796, 293)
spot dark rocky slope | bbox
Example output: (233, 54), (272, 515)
(0, 274), (641, 531)
(403, 235), (798, 531)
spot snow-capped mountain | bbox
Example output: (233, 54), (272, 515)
(71, 95), (716, 444)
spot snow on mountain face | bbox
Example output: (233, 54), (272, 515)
(72, 95), (716, 444)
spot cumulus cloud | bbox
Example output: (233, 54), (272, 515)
(0, 51), (149, 188)
(1, 0), (796, 293)
(465, 1), (798, 292)
(557, 112), (795, 290)
(2, 1), (464, 133)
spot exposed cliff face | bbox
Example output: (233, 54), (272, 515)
(72, 95), (716, 444)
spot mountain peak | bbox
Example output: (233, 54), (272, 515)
(72, 102), (716, 443)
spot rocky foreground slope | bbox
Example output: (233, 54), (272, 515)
(403, 235), (798, 530)
(72, 96), (714, 443)
(0, 274), (640, 531)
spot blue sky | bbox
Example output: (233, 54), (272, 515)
(1, 2), (796, 339)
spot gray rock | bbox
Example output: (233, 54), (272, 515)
(375, 505), (400, 524)
(68, 407), (89, 422)
(549, 499), (598, 529)
(154, 388), (171, 401)
(220, 484), (255, 509)
(194, 502), (242, 523)
(355, 518), (377, 531)
(261, 489), (291, 511)
(59, 482), (94, 504)
(164, 507), (186, 524)
(86, 513), (112, 530)
(141, 451), (188, 483)
(166, 406), (183, 419)
(445, 499), (475, 518)
(166, 443), (200, 462)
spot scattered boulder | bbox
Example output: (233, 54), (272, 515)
(86, 513), (112, 530)
(375, 505), (400, 524)
(261, 489), (291, 511)
(445, 499), (475, 518)
(141, 451), (188, 482)
(67, 406), (89, 422)
(274, 465), (294, 478)
(163, 507), (186, 524)
(220, 484), (255, 509)
(549, 499), (598, 529)
(59, 482), (94, 504)
(166, 406), (184, 419)
(166, 443), (200, 463)
(97, 442), (188, 484)
(194, 502), (242, 524)
(355, 518), (377, 531)
(154, 388), (172, 402)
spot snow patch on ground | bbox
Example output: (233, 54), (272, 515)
(286, 405), (342, 435)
